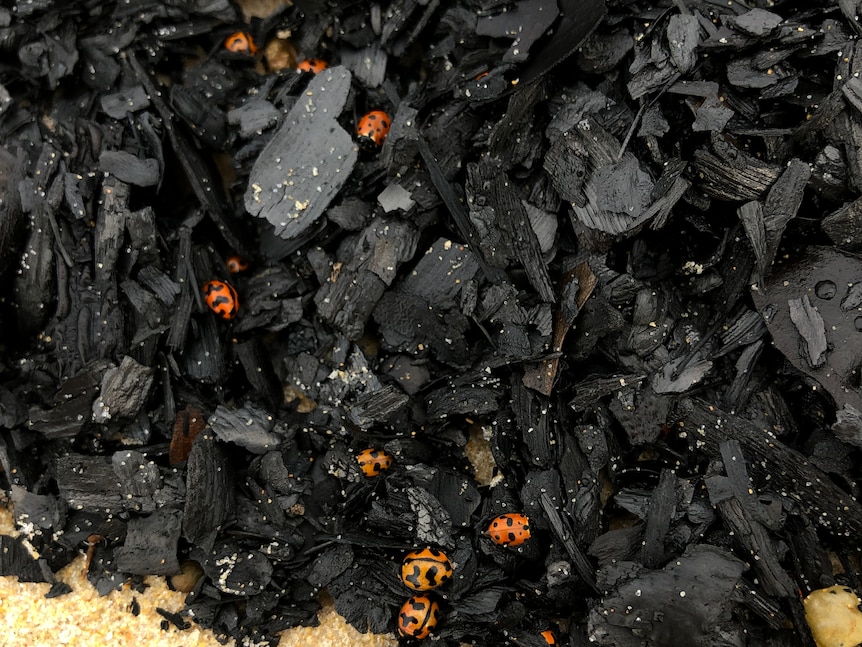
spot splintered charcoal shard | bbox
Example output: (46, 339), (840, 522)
(244, 66), (357, 240)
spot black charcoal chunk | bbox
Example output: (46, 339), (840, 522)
(92, 356), (155, 423)
(99, 151), (160, 187)
(183, 434), (235, 544)
(114, 508), (182, 575)
(208, 402), (282, 454)
(244, 66), (357, 240)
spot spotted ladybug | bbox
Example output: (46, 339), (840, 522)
(297, 58), (328, 74)
(355, 110), (391, 151)
(401, 548), (453, 591)
(203, 280), (239, 320)
(397, 594), (440, 639)
(225, 31), (257, 55)
(487, 513), (531, 547)
(541, 629), (557, 645)
(225, 255), (248, 274)
(356, 448), (393, 477)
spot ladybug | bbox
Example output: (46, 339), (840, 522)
(297, 58), (328, 74)
(487, 513), (531, 547)
(355, 110), (391, 151)
(225, 31), (257, 55)
(397, 594), (440, 639)
(401, 548), (453, 591)
(541, 629), (557, 645)
(356, 448), (393, 477)
(225, 255), (248, 274)
(203, 280), (239, 320)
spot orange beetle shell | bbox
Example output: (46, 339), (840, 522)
(297, 58), (328, 74)
(487, 513), (531, 547)
(203, 280), (239, 320)
(401, 548), (453, 591)
(356, 448), (393, 477)
(541, 629), (558, 645)
(397, 594), (440, 639)
(225, 31), (257, 55)
(356, 110), (391, 151)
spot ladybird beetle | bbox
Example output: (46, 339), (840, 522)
(356, 448), (393, 477)
(541, 629), (557, 645)
(225, 31), (257, 55)
(401, 548), (453, 591)
(297, 58), (328, 74)
(203, 280), (239, 320)
(225, 255), (248, 274)
(355, 110), (391, 151)
(487, 513), (531, 547)
(397, 594), (440, 639)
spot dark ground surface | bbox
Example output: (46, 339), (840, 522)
(1, 0), (862, 645)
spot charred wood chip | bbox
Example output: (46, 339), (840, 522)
(208, 402), (282, 454)
(92, 356), (155, 424)
(183, 433), (235, 545)
(114, 508), (182, 576)
(244, 66), (356, 240)
(0, 535), (53, 583)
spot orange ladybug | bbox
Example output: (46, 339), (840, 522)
(203, 280), (239, 320)
(487, 513), (531, 547)
(397, 594), (440, 639)
(401, 548), (453, 591)
(297, 58), (328, 74)
(225, 31), (257, 55)
(225, 256), (248, 274)
(356, 448), (393, 477)
(355, 110), (391, 151)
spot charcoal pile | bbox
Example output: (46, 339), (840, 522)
(2, 0), (862, 645)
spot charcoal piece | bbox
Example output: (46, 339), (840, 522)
(232, 266), (305, 334)
(692, 135), (782, 201)
(690, 94), (734, 132)
(328, 558), (401, 634)
(666, 13), (700, 74)
(306, 544), (354, 592)
(183, 433), (235, 545)
(227, 100), (280, 139)
(347, 384), (410, 429)
(589, 544), (745, 647)
(682, 398), (862, 542)
(640, 470), (676, 569)
(111, 449), (162, 506)
(29, 359), (110, 439)
(428, 470), (482, 530)
(372, 238), (479, 365)
(408, 486), (454, 548)
(751, 246), (862, 411)
(788, 295), (828, 369)
(540, 492), (599, 593)
(114, 509), (182, 576)
(516, 0), (606, 85)
(100, 85), (150, 119)
(136, 265), (181, 307)
(234, 340), (282, 407)
(315, 216), (419, 340)
(208, 402), (282, 454)
(10, 485), (65, 531)
(340, 44), (388, 87)
(0, 535), (52, 583)
(832, 404), (862, 449)
(608, 385), (668, 445)
(13, 183), (56, 335)
(326, 197), (373, 231)
(121, 279), (168, 333)
(181, 314), (225, 384)
(760, 158), (811, 276)
(92, 356), (155, 423)
(426, 384), (500, 420)
(204, 540), (272, 596)
(476, 0), (558, 64)
(466, 160), (554, 301)
(377, 183), (415, 213)
(383, 355), (431, 395)
(55, 454), (123, 512)
(380, 104), (419, 175)
(18, 21), (78, 88)
(511, 380), (555, 467)
(588, 526), (643, 566)
(652, 356), (713, 394)
(170, 84), (227, 149)
(98, 151), (159, 187)
(577, 27), (633, 74)
(823, 196), (862, 250)
(244, 66), (356, 240)
(729, 8), (783, 36)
